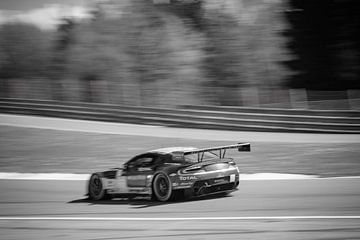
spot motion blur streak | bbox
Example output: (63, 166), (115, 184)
(1, 114), (359, 143)
(1, 216), (360, 221)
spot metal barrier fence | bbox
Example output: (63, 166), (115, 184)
(1, 79), (360, 110)
(0, 98), (359, 133)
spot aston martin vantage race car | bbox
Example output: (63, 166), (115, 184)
(88, 143), (250, 202)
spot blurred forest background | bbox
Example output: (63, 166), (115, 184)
(0, 0), (359, 109)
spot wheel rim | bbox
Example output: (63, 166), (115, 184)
(154, 174), (171, 201)
(157, 176), (169, 197)
(90, 175), (102, 197)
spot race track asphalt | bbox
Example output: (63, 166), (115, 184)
(1, 114), (360, 239)
(0, 178), (359, 240)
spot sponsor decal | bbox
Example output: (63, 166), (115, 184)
(180, 182), (192, 186)
(127, 175), (146, 180)
(129, 188), (147, 193)
(179, 175), (197, 181)
(105, 180), (115, 188)
(138, 167), (152, 171)
(214, 178), (227, 184)
(217, 173), (225, 178)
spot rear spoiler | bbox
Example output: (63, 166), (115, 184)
(172, 143), (250, 162)
(183, 143), (250, 155)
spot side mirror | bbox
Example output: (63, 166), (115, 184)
(122, 164), (128, 171)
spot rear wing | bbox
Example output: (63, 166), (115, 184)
(172, 143), (250, 162)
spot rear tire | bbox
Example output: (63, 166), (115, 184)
(88, 173), (109, 200)
(152, 173), (172, 202)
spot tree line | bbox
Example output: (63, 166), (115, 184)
(0, 0), (359, 105)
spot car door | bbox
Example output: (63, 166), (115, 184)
(125, 154), (157, 187)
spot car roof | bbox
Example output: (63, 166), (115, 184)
(148, 147), (197, 154)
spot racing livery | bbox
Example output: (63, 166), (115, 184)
(88, 143), (250, 202)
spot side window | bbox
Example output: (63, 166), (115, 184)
(127, 156), (154, 169)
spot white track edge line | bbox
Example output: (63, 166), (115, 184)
(1, 216), (360, 221)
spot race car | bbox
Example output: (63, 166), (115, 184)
(88, 142), (250, 202)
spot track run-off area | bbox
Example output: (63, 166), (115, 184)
(0, 114), (360, 239)
(0, 178), (359, 240)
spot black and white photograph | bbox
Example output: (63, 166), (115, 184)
(0, 0), (359, 239)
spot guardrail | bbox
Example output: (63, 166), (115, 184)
(0, 98), (359, 133)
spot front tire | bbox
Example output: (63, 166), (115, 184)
(152, 173), (172, 202)
(88, 173), (109, 200)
